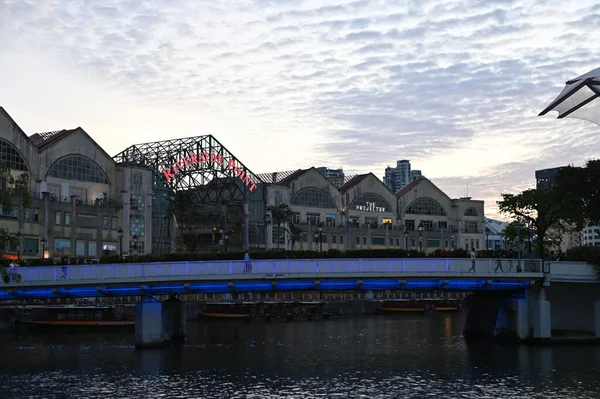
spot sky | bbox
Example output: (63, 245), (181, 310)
(1, 0), (600, 219)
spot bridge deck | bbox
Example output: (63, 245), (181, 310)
(1, 258), (595, 301)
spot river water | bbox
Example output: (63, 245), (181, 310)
(0, 313), (599, 398)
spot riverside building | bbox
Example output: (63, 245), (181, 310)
(0, 107), (486, 260)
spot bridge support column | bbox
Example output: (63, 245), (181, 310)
(135, 298), (168, 348)
(594, 301), (600, 338)
(533, 287), (551, 339)
(162, 296), (186, 344)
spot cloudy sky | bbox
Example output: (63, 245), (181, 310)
(1, 0), (599, 218)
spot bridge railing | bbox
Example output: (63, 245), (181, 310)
(4, 258), (544, 287)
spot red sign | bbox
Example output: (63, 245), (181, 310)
(1, 254), (18, 261)
(162, 151), (257, 192)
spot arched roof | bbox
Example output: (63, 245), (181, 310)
(349, 192), (392, 213)
(405, 197), (447, 216)
(291, 187), (337, 209)
(46, 154), (109, 184)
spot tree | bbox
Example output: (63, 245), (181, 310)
(554, 160), (600, 228)
(264, 204), (294, 249)
(497, 188), (569, 258)
(0, 162), (32, 212)
(286, 224), (305, 250)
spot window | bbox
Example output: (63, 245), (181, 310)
(306, 213), (320, 225)
(132, 171), (143, 185)
(356, 235), (360, 244)
(23, 238), (38, 254)
(272, 225), (285, 245)
(427, 239), (440, 247)
(24, 209), (31, 222)
(362, 236), (367, 245)
(34, 209), (39, 222)
(405, 198), (447, 216)
(405, 220), (415, 231)
(76, 241), (86, 256)
(382, 218), (393, 225)
(291, 188), (336, 209)
(55, 211), (62, 225)
(88, 242), (97, 257)
(464, 207), (479, 217)
(339, 235), (344, 244)
(350, 193), (391, 213)
(130, 241), (145, 254)
(130, 215), (145, 237)
(332, 234), (337, 244)
(0, 207), (18, 218)
(292, 213), (300, 224)
(274, 190), (283, 204)
(464, 222), (478, 233)
(64, 212), (71, 226)
(131, 194), (145, 211)
(47, 155), (109, 184)
(372, 236), (385, 245)
(111, 217), (118, 230)
(102, 216), (109, 229)
(0, 138), (28, 171)
(325, 214), (336, 226)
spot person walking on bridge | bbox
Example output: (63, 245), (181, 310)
(244, 251), (252, 273)
(469, 250), (477, 272)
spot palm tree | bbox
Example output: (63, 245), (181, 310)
(264, 204), (294, 249)
(286, 223), (305, 250)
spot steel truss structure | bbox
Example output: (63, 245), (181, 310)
(113, 135), (266, 253)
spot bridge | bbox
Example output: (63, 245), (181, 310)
(2, 257), (598, 347)
(0, 258), (551, 301)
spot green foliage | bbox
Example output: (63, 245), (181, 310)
(264, 204), (295, 249)
(286, 223), (305, 249)
(0, 162), (31, 211)
(555, 160), (600, 228)
(0, 267), (22, 284)
(566, 246), (600, 278)
(497, 188), (569, 257)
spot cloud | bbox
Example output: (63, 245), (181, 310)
(2, 0), (600, 219)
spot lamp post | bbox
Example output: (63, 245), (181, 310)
(451, 235), (456, 249)
(418, 222), (424, 252)
(16, 231), (22, 262)
(40, 237), (47, 261)
(224, 230), (229, 253)
(485, 227), (490, 251)
(132, 234), (138, 262)
(516, 217), (522, 272)
(313, 224), (323, 252)
(117, 228), (123, 258)
(404, 230), (409, 250)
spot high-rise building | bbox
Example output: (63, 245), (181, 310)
(383, 160), (423, 192)
(535, 166), (567, 189)
(316, 166), (344, 179)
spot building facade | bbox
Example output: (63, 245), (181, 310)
(0, 107), (154, 262)
(260, 168), (486, 253)
(0, 107), (486, 259)
(383, 159), (424, 193)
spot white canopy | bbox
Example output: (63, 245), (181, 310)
(539, 67), (600, 126)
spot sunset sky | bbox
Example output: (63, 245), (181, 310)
(1, 0), (599, 218)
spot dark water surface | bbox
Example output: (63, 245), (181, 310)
(1, 314), (599, 398)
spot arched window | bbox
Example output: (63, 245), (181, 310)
(405, 198), (447, 216)
(0, 139), (28, 171)
(47, 155), (109, 184)
(464, 207), (479, 217)
(291, 188), (336, 209)
(350, 193), (391, 213)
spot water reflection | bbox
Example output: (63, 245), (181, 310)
(1, 314), (600, 398)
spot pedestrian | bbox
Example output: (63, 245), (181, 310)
(469, 250), (476, 272)
(494, 258), (503, 272)
(244, 251), (252, 273)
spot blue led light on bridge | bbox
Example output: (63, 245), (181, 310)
(275, 281), (316, 290)
(361, 280), (399, 290)
(188, 283), (230, 293)
(231, 282), (273, 292)
(319, 281), (359, 291)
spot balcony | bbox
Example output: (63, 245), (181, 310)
(32, 192), (123, 209)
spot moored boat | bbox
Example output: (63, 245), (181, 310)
(15, 304), (134, 329)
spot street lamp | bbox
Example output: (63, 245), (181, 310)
(132, 234), (138, 261)
(515, 217), (523, 273)
(451, 235), (456, 249)
(404, 229), (409, 250)
(418, 222), (424, 252)
(117, 228), (123, 258)
(224, 230), (229, 253)
(485, 226), (490, 251)
(16, 231), (22, 262)
(313, 224), (323, 252)
(40, 237), (47, 260)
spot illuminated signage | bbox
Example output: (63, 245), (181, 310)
(354, 201), (386, 212)
(162, 151), (257, 192)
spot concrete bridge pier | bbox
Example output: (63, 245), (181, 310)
(595, 301), (600, 338)
(532, 287), (551, 340)
(134, 296), (186, 349)
(463, 292), (530, 341)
